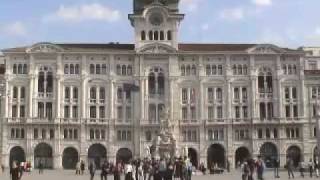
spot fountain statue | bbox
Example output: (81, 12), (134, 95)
(152, 106), (177, 160)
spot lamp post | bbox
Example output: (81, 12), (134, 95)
(316, 100), (320, 161)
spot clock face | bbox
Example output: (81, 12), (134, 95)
(149, 12), (164, 26)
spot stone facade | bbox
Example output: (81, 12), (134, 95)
(0, 0), (319, 169)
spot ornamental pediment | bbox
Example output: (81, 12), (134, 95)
(138, 43), (177, 54)
(247, 44), (285, 54)
(27, 42), (64, 53)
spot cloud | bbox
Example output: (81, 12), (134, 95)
(180, 0), (203, 12)
(0, 22), (27, 36)
(252, 0), (272, 6)
(201, 23), (209, 31)
(219, 7), (244, 21)
(44, 3), (121, 23)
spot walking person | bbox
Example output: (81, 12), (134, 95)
(287, 158), (295, 179)
(299, 161), (305, 178)
(89, 162), (96, 180)
(315, 159), (320, 177)
(38, 161), (44, 174)
(10, 161), (22, 180)
(76, 161), (81, 175)
(242, 162), (250, 180)
(273, 158), (280, 178)
(166, 162), (174, 180)
(113, 162), (122, 180)
(158, 159), (166, 180)
(101, 161), (108, 180)
(309, 158), (313, 178)
(174, 158), (182, 180)
(124, 161), (133, 180)
(255, 156), (265, 180)
(81, 160), (85, 175)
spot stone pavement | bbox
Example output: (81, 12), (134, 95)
(0, 169), (318, 180)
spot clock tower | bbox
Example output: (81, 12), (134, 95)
(129, 0), (184, 51)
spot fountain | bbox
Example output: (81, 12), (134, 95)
(151, 107), (178, 160)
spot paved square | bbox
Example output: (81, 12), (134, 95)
(0, 170), (317, 180)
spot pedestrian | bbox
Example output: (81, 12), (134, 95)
(199, 162), (206, 175)
(159, 159), (166, 180)
(315, 159), (320, 177)
(1, 164), (4, 173)
(38, 161), (44, 174)
(186, 160), (192, 180)
(287, 158), (295, 179)
(76, 161), (81, 175)
(124, 161), (133, 180)
(142, 159), (149, 180)
(255, 156), (265, 180)
(226, 160), (230, 173)
(101, 161), (108, 180)
(309, 158), (313, 178)
(248, 159), (255, 180)
(89, 161), (96, 180)
(113, 162), (122, 180)
(10, 161), (21, 180)
(81, 160), (85, 175)
(273, 158), (280, 178)
(174, 158), (182, 180)
(166, 162), (174, 180)
(242, 162), (250, 180)
(299, 161), (305, 178)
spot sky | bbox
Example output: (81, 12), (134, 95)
(0, 0), (320, 50)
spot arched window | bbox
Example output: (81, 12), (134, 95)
(181, 65), (186, 76)
(158, 73), (164, 95)
(154, 31), (159, 40)
(117, 88), (123, 101)
(191, 65), (197, 75)
(18, 64), (23, 74)
(96, 64), (101, 74)
(127, 65), (132, 75)
(90, 87), (96, 100)
(20, 87), (25, 99)
(70, 64), (74, 74)
(99, 87), (105, 100)
(141, 31), (146, 40)
(65, 87), (70, 99)
(90, 64), (95, 74)
(160, 31), (164, 40)
(13, 87), (18, 99)
(148, 72), (155, 94)
(206, 65), (211, 75)
(23, 64), (27, 74)
(122, 65), (126, 76)
(149, 31), (153, 40)
(167, 31), (172, 40)
(13, 64), (17, 74)
(102, 64), (107, 74)
(64, 64), (69, 74)
(186, 65), (191, 75)
(75, 64), (80, 74)
(73, 87), (78, 99)
(116, 65), (121, 75)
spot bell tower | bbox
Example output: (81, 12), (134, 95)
(129, 0), (184, 50)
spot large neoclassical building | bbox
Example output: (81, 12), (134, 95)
(1, 0), (320, 169)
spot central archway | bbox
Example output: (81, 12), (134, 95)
(62, 147), (79, 169)
(235, 147), (250, 168)
(259, 142), (278, 168)
(207, 144), (226, 169)
(188, 148), (198, 168)
(10, 146), (26, 167)
(116, 148), (133, 163)
(88, 144), (107, 169)
(34, 143), (53, 169)
(287, 146), (301, 167)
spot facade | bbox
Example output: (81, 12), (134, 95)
(1, 0), (320, 169)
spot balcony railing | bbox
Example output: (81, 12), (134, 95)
(7, 118), (27, 123)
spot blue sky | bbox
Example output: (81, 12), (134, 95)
(0, 0), (320, 49)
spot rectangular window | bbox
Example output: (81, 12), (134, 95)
(208, 88), (214, 103)
(312, 88), (317, 99)
(50, 129), (54, 139)
(117, 131), (121, 141)
(190, 88), (196, 103)
(182, 88), (188, 104)
(190, 106), (196, 120)
(126, 106), (131, 121)
(285, 88), (290, 99)
(34, 128), (38, 139)
(235, 106), (240, 119)
(217, 106), (223, 119)
(20, 105), (25, 118)
(234, 88), (240, 100)
(258, 129), (263, 139)
(309, 61), (317, 70)
(64, 106), (69, 118)
(99, 106), (105, 119)
(293, 105), (298, 118)
(285, 105), (291, 118)
(243, 106), (248, 118)
(208, 106), (214, 120)
(42, 129), (46, 139)
(90, 106), (96, 118)
(292, 87), (297, 99)
(72, 106), (78, 118)
(117, 106), (123, 120)
(242, 88), (247, 100)
(74, 129), (78, 139)
(12, 105), (17, 118)
(182, 107), (188, 120)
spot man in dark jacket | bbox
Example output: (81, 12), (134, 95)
(89, 162), (96, 180)
(274, 158), (280, 178)
(81, 160), (85, 175)
(101, 161), (108, 180)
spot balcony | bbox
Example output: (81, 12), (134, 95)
(179, 119), (201, 126)
(115, 119), (132, 125)
(7, 118), (27, 123)
(61, 118), (80, 124)
(205, 118), (225, 125)
(232, 118), (250, 124)
(38, 92), (53, 98)
(86, 118), (108, 124)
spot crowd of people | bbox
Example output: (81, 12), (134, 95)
(86, 156), (194, 180)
